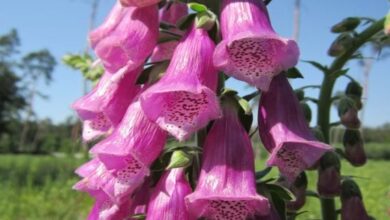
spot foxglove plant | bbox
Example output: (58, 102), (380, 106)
(68, 1), (388, 219)
(146, 168), (193, 220)
(140, 25), (221, 141)
(90, 2), (159, 72)
(214, 0), (299, 91)
(186, 100), (270, 219)
(72, 65), (142, 141)
(258, 74), (332, 182)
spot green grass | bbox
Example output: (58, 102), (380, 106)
(0, 155), (92, 220)
(1, 154), (389, 220)
(255, 158), (390, 220)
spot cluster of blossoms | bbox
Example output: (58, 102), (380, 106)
(72, 0), (333, 219)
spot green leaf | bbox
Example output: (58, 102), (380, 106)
(167, 150), (193, 169)
(255, 167), (272, 180)
(266, 184), (296, 201)
(238, 98), (252, 115)
(188, 2), (208, 13)
(331, 17), (361, 33)
(271, 192), (287, 220)
(285, 67), (304, 78)
(305, 190), (320, 198)
(303, 60), (329, 73)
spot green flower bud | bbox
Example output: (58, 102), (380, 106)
(328, 33), (354, 57)
(331, 17), (361, 33)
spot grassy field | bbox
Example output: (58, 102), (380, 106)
(255, 159), (390, 220)
(1, 151), (389, 220)
(0, 155), (92, 220)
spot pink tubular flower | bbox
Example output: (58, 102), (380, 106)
(213, 0), (299, 91)
(186, 103), (270, 219)
(258, 74), (332, 182)
(146, 168), (194, 220)
(90, 2), (158, 72)
(140, 25), (221, 141)
(120, 0), (160, 8)
(87, 190), (132, 220)
(74, 159), (132, 220)
(85, 100), (167, 204)
(72, 65), (142, 142)
(150, 2), (188, 62)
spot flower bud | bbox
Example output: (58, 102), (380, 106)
(300, 101), (312, 124)
(345, 81), (363, 98)
(343, 129), (366, 166)
(328, 33), (354, 57)
(278, 172), (308, 211)
(340, 179), (370, 220)
(317, 152), (341, 198)
(345, 81), (363, 110)
(338, 96), (361, 129)
(331, 17), (361, 33)
(294, 89), (305, 101)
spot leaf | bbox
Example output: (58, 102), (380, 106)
(266, 184), (296, 201)
(305, 190), (320, 198)
(303, 60), (329, 73)
(255, 167), (272, 180)
(238, 98), (252, 115)
(188, 2), (208, 13)
(285, 67), (304, 78)
(332, 68), (349, 78)
(271, 192), (287, 220)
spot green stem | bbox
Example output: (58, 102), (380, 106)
(317, 18), (384, 220)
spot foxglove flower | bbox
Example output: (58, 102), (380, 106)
(258, 74), (332, 182)
(90, 2), (158, 72)
(186, 103), (270, 219)
(317, 152), (341, 198)
(146, 168), (193, 220)
(341, 179), (370, 220)
(72, 65), (142, 141)
(74, 159), (132, 220)
(120, 0), (160, 8)
(150, 2), (188, 62)
(213, 0), (299, 91)
(140, 25), (221, 141)
(87, 100), (167, 204)
(87, 190), (132, 220)
(343, 129), (366, 166)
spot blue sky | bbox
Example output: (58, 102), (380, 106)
(0, 0), (389, 127)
